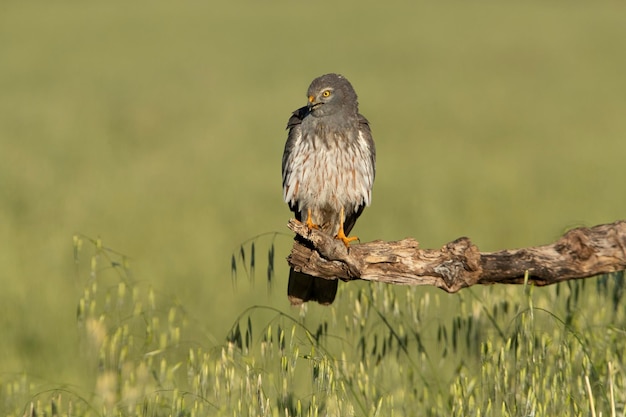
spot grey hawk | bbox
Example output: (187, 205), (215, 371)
(282, 73), (376, 305)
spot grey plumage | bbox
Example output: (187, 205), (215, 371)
(282, 73), (376, 305)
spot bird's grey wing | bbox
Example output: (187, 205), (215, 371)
(282, 106), (308, 217)
(358, 113), (376, 181)
(343, 114), (376, 235)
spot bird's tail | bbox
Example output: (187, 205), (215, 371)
(288, 268), (338, 305)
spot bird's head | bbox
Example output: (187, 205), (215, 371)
(306, 73), (359, 117)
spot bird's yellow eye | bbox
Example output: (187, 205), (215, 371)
(322, 90), (331, 97)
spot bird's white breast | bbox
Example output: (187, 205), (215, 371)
(283, 128), (374, 215)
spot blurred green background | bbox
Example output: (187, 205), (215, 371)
(1, 0), (625, 395)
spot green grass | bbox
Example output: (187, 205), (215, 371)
(1, 0), (625, 415)
(2, 239), (624, 416)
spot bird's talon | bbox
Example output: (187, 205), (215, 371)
(305, 217), (319, 230)
(336, 229), (359, 248)
(305, 208), (320, 230)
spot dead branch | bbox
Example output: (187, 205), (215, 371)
(286, 220), (626, 293)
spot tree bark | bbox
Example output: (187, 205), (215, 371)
(286, 220), (626, 293)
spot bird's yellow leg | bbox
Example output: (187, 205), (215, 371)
(305, 208), (319, 230)
(336, 206), (359, 247)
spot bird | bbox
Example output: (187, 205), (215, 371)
(282, 73), (376, 305)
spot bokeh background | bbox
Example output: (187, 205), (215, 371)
(1, 0), (625, 397)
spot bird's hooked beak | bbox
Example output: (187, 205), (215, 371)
(308, 95), (320, 110)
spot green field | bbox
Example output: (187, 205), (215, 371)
(1, 0), (625, 415)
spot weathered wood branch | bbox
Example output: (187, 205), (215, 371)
(286, 220), (626, 293)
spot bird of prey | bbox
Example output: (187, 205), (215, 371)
(282, 73), (376, 305)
